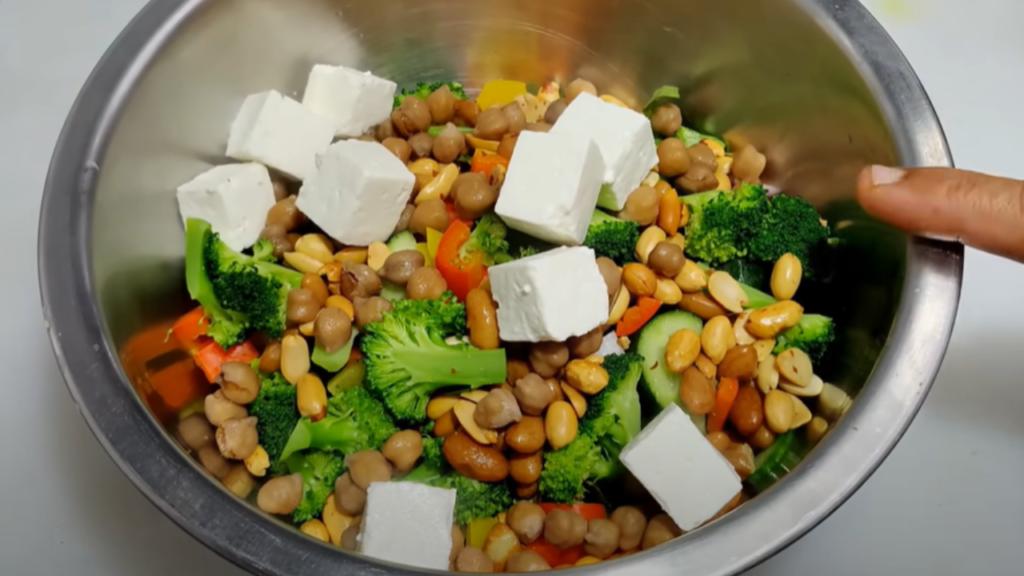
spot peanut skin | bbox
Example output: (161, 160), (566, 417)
(443, 431), (510, 482)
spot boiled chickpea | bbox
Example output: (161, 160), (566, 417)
(584, 518), (621, 559)
(219, 361), (260, 404)
(455, 546), (494, 573)
(204, 390), (247, 427)
(474, 108), (510, 140)
(642, 514), (682, 549)
(451, 524), (466, 564)
(507, 501), (546, 544)
(266, 195), (305, 231)
(497, 134), (518, 159)
(451, 173), (497, 221)
(688, 144), (717, 167)
(506, 551), (551, 572)
(427, 85), (457, 124)
(341, 524), (360, 551)
(258, 473), (303, 515)
(545, 509), (588, 549)
(353, 296), (392, 329)
(391, 96), (431, 136)
(334, 472), (367, 515)
(503, 103), (526, 136)
(529, 341), (570, 378)
(375, 119), (397, 141)
(524, 122), (551, 133)
(568, 326), (603, 358)
(216, 416), (258, 460)
(197, 445), (231, 479)
(474, 388), (522, 430)
(650, 103), (682, 136)
(409, 198), (450, 236)
(406, 267), (447, 300)
(407, 132), (435, 159)
(512, 373), (556, 418)
(381, 137), (412, 164)
(611, 506), (647, 551)
(676, 164), (718, 193)
(177, 414), (213, 451)
(433, 124), (467, 164)
(455, 100), (481, 127)
(544, 99), (568, 124)
(259, 224), (293, 259)
(380, 250), (426, 286)
(657, 138), (691, 177)
(647, 242), (685, 277)
(286, 288), (320, 325)
(314, 307), (352, 354)
(733, 145), (767, 183)
(565, 78), (597, 103)
(394, 204), (416, 234)
(619, 186), (660, 226)
(341, 262), (382, 300)
(345, 450), (392, 490)
(596, 257), (622, 300)
(382, 430), (424, 473)
(749, 426), (776, 450)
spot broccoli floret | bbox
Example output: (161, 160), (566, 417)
(538, 434), (606, 504)
(394, 81), (468, 109)
(361, 294), (507, 424)
(248, 364), (298, 466)
(421, 429), (445, 470)
(748, 194), (831, 276)
(584, 210), (641, 265)
(517, 245), (540, 259)
(286, 450), (345, 524)
(404, 455), (514, 523)
(459, 214), (513, 266)
(682, 183), (769, 266)
(278, 387), (397, 462)
(773, 314), (835, 364)
(185, 218), (303, 347)
(539, 353), (644, 504)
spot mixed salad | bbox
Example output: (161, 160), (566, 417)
(133, 65), (857, 573)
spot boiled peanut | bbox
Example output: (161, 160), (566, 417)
(756, 355), (780, 394)
(545, 401), (578, 450)
(707, 271), (748, 313)
(700, 316), (736, 364)
(509, 451), (543, 484)
(561, 383), (588, 418)
(565, 360), (609, 395)
(674, 260), (707, 293)
(771, 253), (803, 301)
(695, 353), (717, 379)
(622, 263), (657, 297)
(807, 416), (829, 443)
(729, 386), (763, 436)
(775, 348), (813, 387)
(679, 367), (715, 415)
(733, 312), (756, 346)
(764, 389), (794, 433)
(466, 288), (500, 350)
(718, 345), (757, 379)
(635, 226), (667, 264)
(658, 189), (681, 236)
(665, 329), (701, 373)
(506, 416), (546, 454)
(747, 301), (804, 339)
(678, 292), (728, 320)
(781, 373), (824, 397)
(790, 394), (813, 428)
(654, 277), (683, 305)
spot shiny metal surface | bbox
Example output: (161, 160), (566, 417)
(38, 0), (962, 574)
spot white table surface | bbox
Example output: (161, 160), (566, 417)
(3, 0), (1023, 574)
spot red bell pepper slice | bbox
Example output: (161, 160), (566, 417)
(615, 297), (662, 336)
(537, 503), (607, 520)
(435, 220), (488, 301)
(194, 339), (259, 383)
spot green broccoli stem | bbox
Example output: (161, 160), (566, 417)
(394, 346), (507, 387)
(279, 417), (366, 462)
(185, 219), (216, 305)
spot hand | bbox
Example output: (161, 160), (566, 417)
(857, 165), (1024, 263)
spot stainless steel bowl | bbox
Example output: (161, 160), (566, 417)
(38, 0), (962, 574)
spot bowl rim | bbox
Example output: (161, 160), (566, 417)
(37, 0), (963, 574)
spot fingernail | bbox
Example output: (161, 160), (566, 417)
(917, 232), (962, 244)
(871, 165), (906, 186)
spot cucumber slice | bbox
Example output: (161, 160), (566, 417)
(386, 230), (417, 253)
(380, 281), (407, 303)
(311, 328), (358, 373)
(746, 431), (804, 493)
(636, 310), (706, 432)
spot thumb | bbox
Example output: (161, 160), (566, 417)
(857, 165), (1024, 262)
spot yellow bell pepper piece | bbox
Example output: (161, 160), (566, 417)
(427, 228), (444, 262)
(416, 242), (433, 267)
(703, 138), (726, 158)
(477, 80), (527, 110)
(466, 517), (499, 549)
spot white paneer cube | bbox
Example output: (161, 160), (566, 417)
(176, 163), (276, 252)
(494, 131), (605, 246)
(358, 482), (457, 571)
(297, 140), (415, 246)
(620, 404), (743, 532)
(550, 92), (658, 211)
(488, 247), (608, 342)
(226, 90), (335, 181)
(302, 64), (397, 138)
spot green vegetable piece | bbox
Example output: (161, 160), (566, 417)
(773, 314), (835, 364)
(248, 364), (299, 465)
(311, 328), (358, 372)
(287, 450), (345, 523)
(677, 126), (726, 149)
(394, 81), (468, 109)
(386, 230), (418, 253)
(279, 387), (397, 461)
(642, 85), (681, 117)
(327, 359), (366, 396)
(584, 210), (641, 266)
(746, 431), (803, 493)
(459, 214), (513, 266)
(380, 281), (408, 303)
(635, 311), (707, 432)
(427, 125), (474, 137)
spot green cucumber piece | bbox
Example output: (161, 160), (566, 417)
(380, 281), (407, 302)
(386, 230), (417, 253)
(311, 328), (358, 373)
(636, 310), (706, 432)
(327, 359), (366, 396)
(746, 431), (803, 493)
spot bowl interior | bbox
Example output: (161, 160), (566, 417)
(75, 0), (924, 571)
